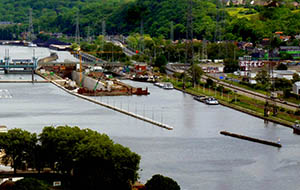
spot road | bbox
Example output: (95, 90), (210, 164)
(203, 75), (299, 111)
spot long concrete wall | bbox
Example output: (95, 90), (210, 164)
(72, 71), (105, 91)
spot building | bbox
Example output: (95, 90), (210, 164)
(293, 81), (300, 94)
(239, 60), (264, 71)
(273, 70), (297, 80)
(199, 63), (224, 73)
(131, 181), (146, 190)
(134, 63), (147, 74)
(279, 46), (300, 59)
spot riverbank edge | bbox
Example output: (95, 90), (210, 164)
(174, 87), (294, 129)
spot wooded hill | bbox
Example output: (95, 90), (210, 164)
(0, 0), (300, 43)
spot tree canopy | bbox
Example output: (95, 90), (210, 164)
(0, 0), (299, 43)
(145, 174), (180, 190)
(0, 126), (141, 190)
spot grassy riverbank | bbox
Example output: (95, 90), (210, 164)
(164, 77), (299, 127)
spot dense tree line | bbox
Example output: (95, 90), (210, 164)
(0, 0), (300, 42)
(0, 126), (140, 190)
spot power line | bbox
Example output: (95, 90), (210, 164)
(87, 25), (91, 42)
(28, 8), (34, 41)
(186, 0), (194, 65)
(170, 21), (174, 42)
(102, 20), (106, 51)
(75, 11), (80, 44)
(140, 18), (144, 52)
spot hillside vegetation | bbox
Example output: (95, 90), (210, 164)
(0, 0), (300, 43)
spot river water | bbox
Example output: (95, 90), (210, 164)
(0, 46), (300, 190)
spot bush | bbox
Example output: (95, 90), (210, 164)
(294, 109), (300, 116)
(216, 85), (224, 92)
(145, 174), (180, 190)
(279, 107), (285, 112)
(13, 178), (49, 190)
(206, 78), (214, 87)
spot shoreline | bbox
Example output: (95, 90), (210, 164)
(174, 86), (294, 129)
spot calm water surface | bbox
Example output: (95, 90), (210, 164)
(0, 46), (300, 190)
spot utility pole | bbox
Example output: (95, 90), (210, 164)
(75, 11), (80, 44)
(202, 39), (208, 61)
(170, 21), (174, 42)
(102, 20), (106, 51)
(87, 25), (91, 42)
(186, 0), (195, 86)
(140, 18), (144, 52)
(214, 0), (225, 59)
(28, 8), (34, 41)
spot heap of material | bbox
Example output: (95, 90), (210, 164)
(38, 52), (58, 64)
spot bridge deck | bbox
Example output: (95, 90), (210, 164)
(0, 65), (36, 68)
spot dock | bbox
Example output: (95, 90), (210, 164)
(220, 131), (282, 148)
(51, 81), (173, 130)
(0, 80), (49, 83)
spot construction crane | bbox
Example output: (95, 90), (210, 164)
(72, 50), (123, 87)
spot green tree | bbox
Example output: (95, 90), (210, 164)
(224, 58), (239, 73)
(188, 64), (204, 84)
(13, 178), (49, 190)
(255, 69), (270, 85)
(206, 78), (215, 87)
(276, 63), (288, 70)
(0, 129), (37, 174)
(155, 55), (167, 73)
(274, 78), (292, 90)
(39, 126), (140, 190)
(292, 73), (300, 83)
(280, 52), (293, 60)
(145, 174), (180, 190)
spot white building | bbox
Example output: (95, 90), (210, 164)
(273, 70), (297, 80)
(293, 81), (300, 94)
(199, 64), (224, 73)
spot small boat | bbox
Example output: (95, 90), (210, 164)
(154, 82), (164, 87)
(154, 82), (173, 89)
(205, 97), (219, 105)
(293, 121), (300, 135)
(162, 82), (173, 90)
(28, 42), (37, 47)
(193, 95), (206, 102)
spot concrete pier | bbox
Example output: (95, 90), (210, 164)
(0, 80), (49, 83)
(51, 81), (173, 130)
(220, 131), (282, 148)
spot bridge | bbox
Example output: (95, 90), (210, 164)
(71, 51), (108, 63)
(40, 61), (125, 68)
(0, 57), (38, 74)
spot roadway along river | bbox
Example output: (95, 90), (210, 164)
(0, 46), (300, 190)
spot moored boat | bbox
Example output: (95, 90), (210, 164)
(205, 97), (219, 105)
(154, 82), (173, 89)
(194, 96), (219, 105)
(162, 82), (173, 89)
(293, 121), (300, 134)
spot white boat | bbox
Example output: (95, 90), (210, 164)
(162, 82), (173, 90)
(154, 82), (173, 89)
(154, 82), (164, 88)
(28, 42), (37, 47)
(204, 97), (219, 105)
